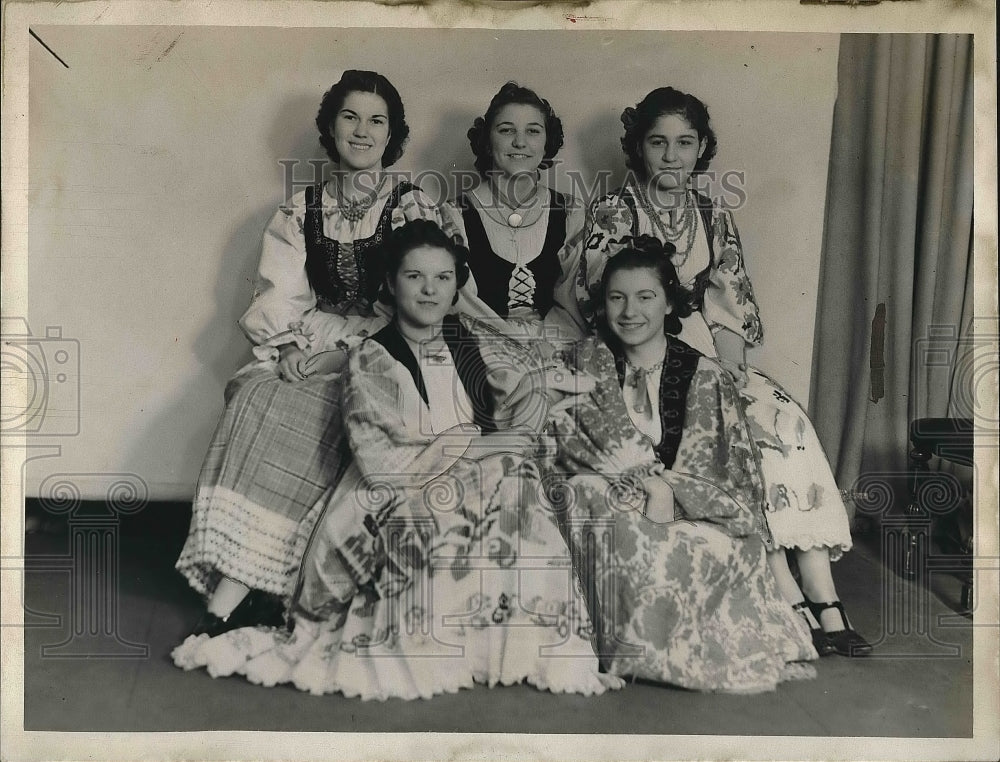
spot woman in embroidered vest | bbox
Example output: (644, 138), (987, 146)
(174, 220), (622, 700)
(545, 240), (817, 692)
(444, 82), (588, 347)
(174, 71), (472, 642)
(576, 87), (871, 657)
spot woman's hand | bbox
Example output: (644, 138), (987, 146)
(641, 475), (676, 523)
(277, 344), (308, 383)
(544, 367), (597, 395)
(467, 431), (534, 460)
(717, 358), (749, 390)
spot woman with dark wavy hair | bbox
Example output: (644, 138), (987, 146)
(445, 82), (587, 344)
(576, 87), (871, 658)
(545, 238), (818, 691)
(173, 71), (472, 660)
(174, 220), (621, 700)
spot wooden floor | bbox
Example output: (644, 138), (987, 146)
(20, 501), (974, 736)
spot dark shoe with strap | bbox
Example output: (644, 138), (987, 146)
(806, 598), (873, 657)
(793, 601), (835, 657)
(190, 589), (287, 639)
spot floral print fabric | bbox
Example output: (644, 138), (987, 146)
(173, 316), (621, 700)
(542, 338), (817, 692)
(574, 186), (852, 555)
(576, 184), (763, 350)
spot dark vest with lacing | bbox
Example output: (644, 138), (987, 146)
(456, 188), (566, 318)
(303, 181), (416, 312)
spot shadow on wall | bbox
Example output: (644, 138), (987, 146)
(115, 98), (330, 499)
(413, 106), (483, 201)
(573, 111), (629, 204)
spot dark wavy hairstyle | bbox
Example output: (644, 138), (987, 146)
(379, 219), (471, 306)
(620, 87), (718, 179)
(597, 235), (694, 342)
(466, 82), (565, 177)
(315, 70), (410, 167)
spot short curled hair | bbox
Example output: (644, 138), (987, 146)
(597, 235), (694, 342)
(315, 70), (410, 167)
(467, 82), (565, 177)
(378, 219), (471, 306)
(620, 87), (718, 179)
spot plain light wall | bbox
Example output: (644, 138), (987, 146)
(26, 27), (839, 499)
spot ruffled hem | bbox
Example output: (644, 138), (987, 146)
(171, 624), (623, 701)
(769, 534), (852, 562)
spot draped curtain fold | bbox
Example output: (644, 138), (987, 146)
(809, 34), (974, 520)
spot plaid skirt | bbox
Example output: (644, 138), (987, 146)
(176, 362), (351, 599)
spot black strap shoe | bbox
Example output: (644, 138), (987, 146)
(806, 598), (873, 657)
(793, 601), (835, 657)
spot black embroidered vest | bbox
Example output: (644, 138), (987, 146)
(457, 189), (566, 318)
(303, 181), (416, 312)
(613, 337), (702, 469)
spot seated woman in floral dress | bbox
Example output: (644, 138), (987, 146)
(544, 238), (818, 692)
(173, 71), (480, 641)
(576, 86), (871, 657)
(173, 220), (621, 700)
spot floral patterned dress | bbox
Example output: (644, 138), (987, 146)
(576, 181), (852, 557)
(175, 180), (486, 600)
(541, 337), (818, 692)
(173, 315), (621, 700)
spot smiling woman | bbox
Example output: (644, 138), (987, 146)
(172, 71), (477, 648)
(445, 82), (587, 344)
(576, 85), (872, 659)
(543, 240), (818, 692)
(173, 220), (620, 700)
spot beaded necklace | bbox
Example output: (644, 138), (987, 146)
(335, 174), (387, 224)
(633, 180), (698, 268)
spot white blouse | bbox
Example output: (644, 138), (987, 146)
(402, 337), (476, 436)
(623, 365), (663, 446)
(239, 180), (464, 360)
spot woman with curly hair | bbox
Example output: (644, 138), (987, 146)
(544, 239), (817, 692)
(445, 82), (587, 345)
(174, 71), (472, 649)
(174, 220), (621, 699)
(576, 87), (871, 658)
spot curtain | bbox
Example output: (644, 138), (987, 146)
(809, 34), (974, 521)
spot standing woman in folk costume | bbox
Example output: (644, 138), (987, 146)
(175, 220), (622, 700)
(576, 86), (871, 657)
(174, 70), (473, 642)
